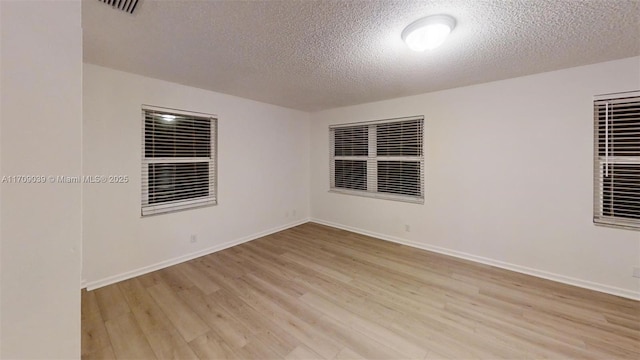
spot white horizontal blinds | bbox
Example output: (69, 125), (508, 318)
(376, 119), (423, 197)
(333, 125), (368, 191)
(330, 116), (424, 203)
(593, 91), (640, 229)
(142, 106), (217, 216)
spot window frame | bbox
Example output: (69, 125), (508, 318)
(141, 105), (218, 216)
(593, 91), (640, 230)
(329, 116), (424, 204)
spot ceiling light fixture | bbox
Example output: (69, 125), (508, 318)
(402, 14), (456, 52)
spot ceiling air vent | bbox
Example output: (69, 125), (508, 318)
(98, 0), (140, 14)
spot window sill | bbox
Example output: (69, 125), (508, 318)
(329, 188), (424, 205)
(142, 198), (217, 217)
(593, 219), (640, 232)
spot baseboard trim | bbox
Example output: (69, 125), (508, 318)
(310, 218), (640, 301)
(84, 218), (311, 291)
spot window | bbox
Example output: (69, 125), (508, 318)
(330, 116), (424, 203)
(142, 106), (217, 216)
(593, 91), (640, 230)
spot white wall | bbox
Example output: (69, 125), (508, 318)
(310, 57), (640, 299)
(1, 1), (82, 358)
(83, 64), (310, 288)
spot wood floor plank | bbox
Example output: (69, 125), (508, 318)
(189, 331), (242, 359)
(82, 289), (103, 321)
(199, 252), (248, 279)
(118, 278), (174, 331)
(605, 313), (640, 332)
(178, 286), (252, 349)
(209, 288), (301, 357)
(94, 284), (130, 321)
(236, 249), (308, 297)
(157, 265), (196, 293)
(584, 337), (640, 359)
(82, 223), (640, 360)
(147, 282), (210, 342)
(300, 291), (428, 359)
(280, 251), (349, 283)
(285, 344), (325, 360)
(332, 347), (366, 360)
(240, 274), (405, 360)
(144, 327), (199, 360)
(81, 345), (116, 360)
(118, 278), (198, 359)
(521, 308), (640, 352)
(236, 338), (282, 360)
(175, 262), (221, 294)
(104, 313), (157, 359)
(81, 309), (112, 357)
(231, 276), (343, 359)
(136, 270), (164, 288)
(190, 256), (246, 291)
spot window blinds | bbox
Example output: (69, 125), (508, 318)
(593, 91), (640, 230)
(142, 106), (217, 216)
(330, 116), (424, 203)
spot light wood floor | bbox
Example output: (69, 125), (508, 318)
(82, 223), (640, 359)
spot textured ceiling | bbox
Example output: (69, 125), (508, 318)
(83, 0), (640, 112)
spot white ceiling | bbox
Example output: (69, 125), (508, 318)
(83, 0), (640, 112)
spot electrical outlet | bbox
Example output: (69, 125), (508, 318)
(633, 266), (640, 278)
(190, 234), (197, 243)
(404, 224), (410, 232)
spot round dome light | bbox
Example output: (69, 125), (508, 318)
(402, 14), (456, 52)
